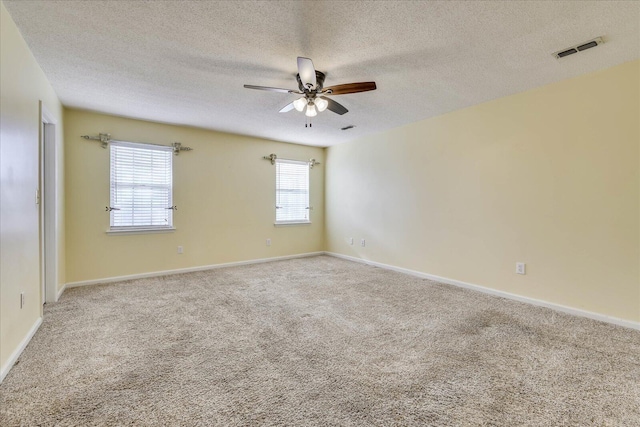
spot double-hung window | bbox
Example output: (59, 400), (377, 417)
(109, 141), (174, 232)
(275, 159), (310, 224)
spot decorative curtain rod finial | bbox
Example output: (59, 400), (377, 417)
(82, 133), (111, 148)
(172, 142), (193, 155)
(263, 153), (277, 165)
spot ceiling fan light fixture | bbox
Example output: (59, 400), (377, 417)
(305, 103), (317, 117)
(315, 97), (328, 112)
(293, 97), (307, 112)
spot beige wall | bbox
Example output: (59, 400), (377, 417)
(326, 60), (640, 323)
(1, 2), (65, 375)
(64, 109), (324, 283)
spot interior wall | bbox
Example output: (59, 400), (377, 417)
(0, 1), (65, 376)
(64, 109), (324, 283)
(326, 60), (640, 323)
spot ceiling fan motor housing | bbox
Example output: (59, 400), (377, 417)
(297, 71), (326, 93)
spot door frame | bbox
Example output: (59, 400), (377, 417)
(40, 101), (58, 304)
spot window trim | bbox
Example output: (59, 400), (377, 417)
(109, 140), (174, 234)
(273, 221), (311, 227)
(106, 226), (176, 235)
(274, 158), (311, 225)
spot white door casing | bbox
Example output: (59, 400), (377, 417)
(40, 102), (58, 304)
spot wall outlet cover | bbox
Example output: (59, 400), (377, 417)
(516, 262), (526, 275)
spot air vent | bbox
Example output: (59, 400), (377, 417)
(554, 37), (603, 59)
(557, 48), (578, 58)
(577, 41), (598, 51)
(341, 125), (355, 131)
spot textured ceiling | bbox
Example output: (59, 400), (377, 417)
(4, 1), (640, 147)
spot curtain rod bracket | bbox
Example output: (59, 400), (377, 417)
(82, 133), (111, 148)
(309, 159), (321, 168)
(263, 153), (277, 165)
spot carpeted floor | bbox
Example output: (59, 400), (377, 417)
(1, 255), (639, 426)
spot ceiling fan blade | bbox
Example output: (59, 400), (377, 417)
(297, 57), (317, 88)
(324, 82), (377, 95)
(279, 102), (295, 113)
(244, 84), (296, 94)
(320, 96), (348, 115)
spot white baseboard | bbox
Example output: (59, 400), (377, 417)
(325, 252), (640, 331)
(65, 252), (325, 289)
(56, 283), (66, 301)
(0, 316), (43, 384)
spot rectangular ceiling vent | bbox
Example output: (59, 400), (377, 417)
(553, 37), (604, 59)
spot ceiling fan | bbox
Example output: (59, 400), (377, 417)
(244, 57), (376, 120)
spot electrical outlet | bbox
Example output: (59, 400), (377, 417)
(177, 246), (184, 254)
(266, 238), (271, 247)
(349, 237), (354, 245)
(361, 239), (366, 247)
(516, 262), (526, 275)
(20, 292), (25, 309)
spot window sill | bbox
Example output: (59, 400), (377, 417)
(106, 227), (176, 235)
(274, 221), (311, 226)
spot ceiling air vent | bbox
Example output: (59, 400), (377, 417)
(553, 37), (603, 59)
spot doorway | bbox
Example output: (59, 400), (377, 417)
(40, 102), (58, 305)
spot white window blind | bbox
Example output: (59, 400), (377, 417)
(276, 159), (310, 224)
(110, 141), (173, 231)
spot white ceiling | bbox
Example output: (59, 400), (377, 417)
(4, 1), (639, 147)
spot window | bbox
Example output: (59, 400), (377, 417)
(275, 159), (310, 224)
(109, 141), (174, 232)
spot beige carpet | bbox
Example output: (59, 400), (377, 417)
(1, 255), (639, 426)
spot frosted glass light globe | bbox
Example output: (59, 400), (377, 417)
(293, 97), (307, 112)
(315, 97), (328, 112)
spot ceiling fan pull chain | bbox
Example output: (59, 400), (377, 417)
(303, 116), (313, 128)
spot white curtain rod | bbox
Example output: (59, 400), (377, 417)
(81, 133), (193, 155)
(263, 153), (321, 168)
